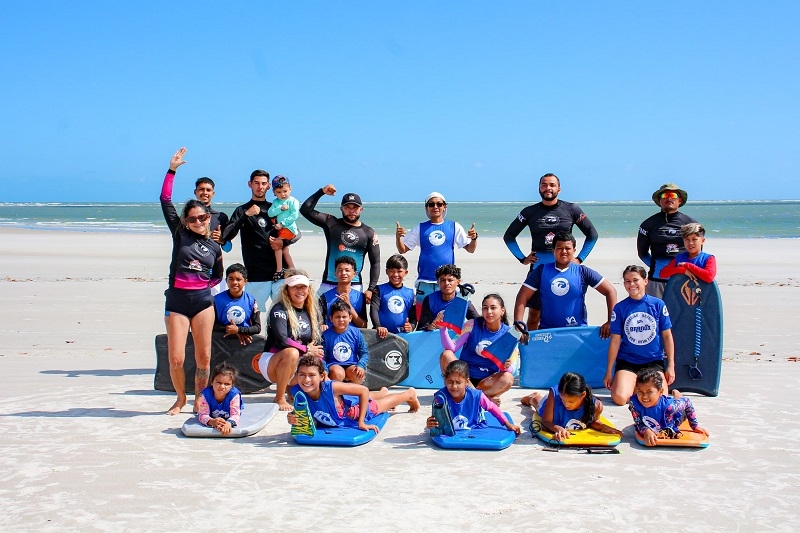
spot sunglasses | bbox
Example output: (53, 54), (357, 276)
(185, 214), (211, 224)
(426, 202), (446, 208)
(659, 192), (680, 200)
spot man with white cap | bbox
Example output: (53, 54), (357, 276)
(637, 182), (697, 298)
(396, 191), (478, 301)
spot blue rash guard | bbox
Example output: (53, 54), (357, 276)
(200, 386), (244, 426)
(290, 380), (375, 428)
(370, 282), (416, 333)
(610, 295), (672, 365)
(322, 324), (370, 369)
(522, 262), (604, 329)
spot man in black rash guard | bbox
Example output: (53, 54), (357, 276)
(300, 184), (381, 304)
(221, 170), (286, 317)
(503, 173), (599, 330)
(637, 182), (697, 298)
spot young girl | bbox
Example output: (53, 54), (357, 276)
(196, 362), (243, 436)
(439, 293), (518, 405)
(287, 356), (420, 433)
(659, 223), (717, 282)
(629, 368), (709, 446)
(523, 371), (621, 442)
(604, 265), (675, 405)
(427, 360), (520, 435)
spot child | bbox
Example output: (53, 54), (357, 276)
(659, 223), (717, 282)
(323, 300), (370, 384)
(426, 360), (520, 435)
(629, 368), (709, 446)
(522, 371), (622, 442)
(196, 362), (243, 436)
(213, 263), (261, 346)
(370, 254), (417, 338)
(319, 256), (367, 329)
(416, 264), (479, 331)
(267, 175), (300, 281)
(604, 265), (675, 405)
(287, 355), (420, 433)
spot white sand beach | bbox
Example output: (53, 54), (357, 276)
(1, 229), (799, 532)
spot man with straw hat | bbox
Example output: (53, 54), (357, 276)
(637, 183), (697, 298)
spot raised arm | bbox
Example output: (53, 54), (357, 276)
(300, 186), (335, 227)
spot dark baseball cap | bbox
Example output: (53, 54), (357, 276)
(341, 193), (362, 207)
(271, 175), (290, 189)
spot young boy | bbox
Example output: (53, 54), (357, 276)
(370, 254), (417, 338)
(416, 264), (479, 331)
(319, 256), (368, 329)
(267, 175), (301, 281)
(213, 263), (261, 346)
(323, 300), (370, 384)
(659, 223), (717, 282)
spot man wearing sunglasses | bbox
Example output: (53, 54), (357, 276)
(503, 173), (599, 330)
(395, 192), (478, 301)
(637, 183), (697, 298)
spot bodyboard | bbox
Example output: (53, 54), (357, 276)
(292, 412), (390, 447)
(359, 329), (409, 390)
(518, 326), (608, 389)
(397, 331), (458, 389)
(432, 412), (516, 451)
(181, 403), (279, 438)
(635, 420), (709, 448)
(154, 332), (270, 394)
(531, 412), (621, 447)
(663, 274), (723, 396)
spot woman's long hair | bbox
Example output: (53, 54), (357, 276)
(278, 268), (322, 344)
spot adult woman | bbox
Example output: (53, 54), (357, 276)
(161, 147), (224, 415)
(258, 268), (324, 410)
(438, 293), (518, 405)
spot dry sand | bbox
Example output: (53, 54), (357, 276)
(1, 228), (799, 532)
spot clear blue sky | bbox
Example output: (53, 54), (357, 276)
(2, 2), (798, 202)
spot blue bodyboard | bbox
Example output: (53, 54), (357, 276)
(519, 326), (608, 389)
(292, 412), (390, 447)
(662, 274), (723, 396)
(431, 412), (516, 450)
(182, 403), (279, 438)
(397, 331), (459, 389)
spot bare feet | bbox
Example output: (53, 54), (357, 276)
(193, 397), (202, 414)
(672, 389), (683, 399)
(275, 399), (293, 411)
(166, 398), (186, 415)
(521, 392), (542, 408)
(490, 396), (502, 406)
(407, 388), (420, 413)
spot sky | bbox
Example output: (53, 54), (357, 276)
(1, 2), (798, 203)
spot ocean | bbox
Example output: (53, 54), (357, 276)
(0, 200), (798, 238)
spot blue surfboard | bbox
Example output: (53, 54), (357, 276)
(431, 411), (517, 450)
(518, 326), (609, 389)
(662, 274), (723, 396)
(397, 331), (460, 389)
(292, 412), (390, 447)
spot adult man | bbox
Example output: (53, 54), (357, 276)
(637, 182), (697, 298)
(222, 170), (285, 315)
(513, 232), (616, 337)
(193, 177), (228, 248)
(503, 173), (599, 329)
(300, 185), (380, 303)
(395, 191), (477, 301)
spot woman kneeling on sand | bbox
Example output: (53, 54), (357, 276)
(257, 269), (324, 410)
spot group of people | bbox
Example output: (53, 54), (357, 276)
(159, 147), (714, 443)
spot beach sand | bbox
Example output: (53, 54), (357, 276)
(1, 229), (799, 532)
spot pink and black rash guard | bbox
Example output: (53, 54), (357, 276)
(160, 170), (223, 291)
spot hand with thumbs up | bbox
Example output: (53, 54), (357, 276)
(465, 222), (479, 253)
(395, 221), (410, 253)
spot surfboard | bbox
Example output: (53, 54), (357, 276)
(396, 331), (456, 389)
(154, 333), (270, 394)
(530, 412), (621, 447)
(181, 402), (279, 438)
(635, 420), (709, 448)
(662, 274), (723, 396)
(518, 326), (609, 389)
(431, 411), (517, 451)
(291, 412), (390, 447)
(359, 329), (409, 390)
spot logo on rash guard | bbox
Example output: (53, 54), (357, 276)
(338, 245), (357, 253)
(226, 305), (246, 325)
(428, 230), (446, 247)
(642, 416), (662, 432)
(313, 411), (336, 427)
(550, 277), (570, 296)
(544, 232), (555, 246)
(298, 317), (311, 334)
(387, 295), (406, 314)
(342, 230), (360, 246)
(475, 339), (492, 356)
(666, 244), (680, 254)
(195, 242), (211, 256)
(273, 310), (287, 320)
(565, 418), (587, 430)
(333, 342), (353, 362)
(188, 259), (203, 271)
(258, 218), (267, 228)
(452, 415), (471, 430)
(542, 215), (559, 227)
(624, 312), (658, 345)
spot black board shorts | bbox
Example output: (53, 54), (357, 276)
(614, 358), (666, 375)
